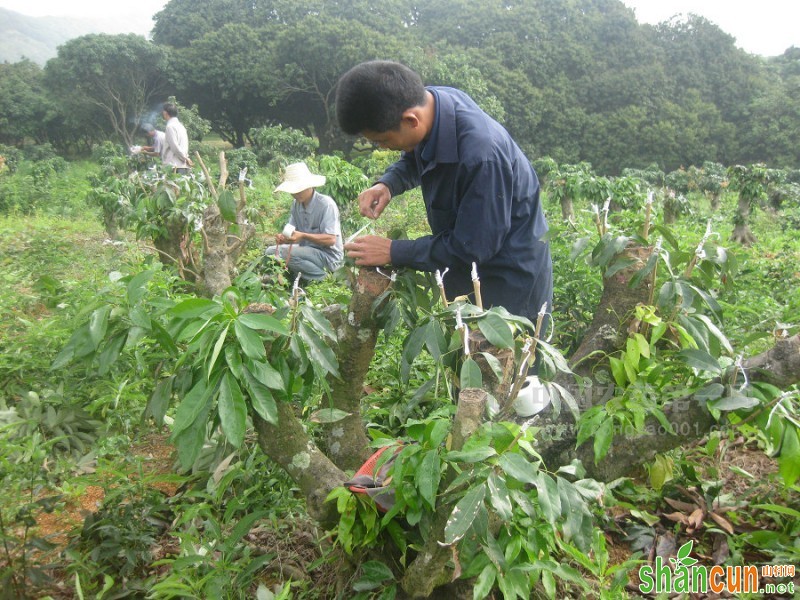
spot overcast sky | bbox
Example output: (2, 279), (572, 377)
(1, 0), (798, 57)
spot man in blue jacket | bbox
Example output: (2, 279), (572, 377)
(336, 60), (552, 327)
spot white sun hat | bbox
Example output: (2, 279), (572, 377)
(274, 162), (326, 194)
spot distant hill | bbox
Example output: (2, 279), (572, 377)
(0, 8), (154, 65)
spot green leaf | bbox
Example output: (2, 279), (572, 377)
(238, 312), (290, 336)
(97, 332), (126, 375)
(88, 305), (111, 346)
(218, 189), (237, 222)
(218, 372), (247, 448)
(171, 298), (219, 319)
(207, 324), (229, 379)
(634, 333), (650, 359)
(309, 408), (350, 423)
(677, 348), (721, 374)
(172, 378), (213, 437)
(416, 450), (441, 510)
(146, 376), (173, 427)
(487, 472), (513, 521)
(649, 454), (674, 491)
(498, 453), (539, 485)
(460, 357), (483, 389)
(534, 473), (562, 523)
(225, 345), (243, 380)
(444, 484), (486, 544)
(243, 366), (278, 425)
(129, 304), (152, 330)
(593, 418), (614, 463)
(151, 321), (179, 356)
(300, 304), (337, 342)
(223, 510), (267, 553)
(609, 356), (627, 387)
(694, 314), (733, 354)
(298, 321), (339, 378)
(234, 320), (266, 360)
(707, 391), (759, 411)
(751, 503), (800, 519)
(353, 561), (394, 591)
(478, 352), (504, 382)
(477, 311), (515, 349)
(247, 359), (284, 391)
(778, 427), (800, 487)
(695, 383), (725, 402)
(172, 397), (212, 470)
(127, 270), (155, 304)
(473, 564), (497, 600)
(427, 419), (451, 448)
(445, 447), (497, 463)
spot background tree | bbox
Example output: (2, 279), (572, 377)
(145, 0), (800, 173)
(727, 163), (771, 245)
(170, 24), (274, 147)
(0, 60), (56, 147)
(44, 34), (171, 148)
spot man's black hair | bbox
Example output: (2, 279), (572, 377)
(335, 61), (427, 135)
(163, 102), (178, 118)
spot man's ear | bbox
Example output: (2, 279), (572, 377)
(400, 109), (423, 130)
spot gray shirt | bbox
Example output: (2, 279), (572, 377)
(289, 190), (343, 268)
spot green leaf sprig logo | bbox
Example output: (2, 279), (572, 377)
(670, 540), (698, 571)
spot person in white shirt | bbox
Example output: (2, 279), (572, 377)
(161, 102), (193, 174)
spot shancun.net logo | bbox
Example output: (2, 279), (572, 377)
(638, 540), (796, 595)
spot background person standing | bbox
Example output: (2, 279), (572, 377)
(161, 102), (193, 174)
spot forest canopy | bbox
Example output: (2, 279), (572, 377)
(2, 0), (799, 173)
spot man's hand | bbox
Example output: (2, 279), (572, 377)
(344, 235), (392, 266)
(358, 183), (391, 219)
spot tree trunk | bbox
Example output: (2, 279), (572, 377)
(153, 216), (198, 283)
(567, 245), (654, 382)
(250, 268), (393, 525)
(538, 334), (800, 481)
(198, 152), (256, 297)
(253, 403), (345, 527)
(201, 207), (234, 297)
(560, 196), (574, 222)
(321, 268), (393, 471)
(731, 196), (757, 245)
(401, 389), (490, 598)
(102, 209), (120, 241)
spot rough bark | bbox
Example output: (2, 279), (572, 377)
(560, 196), (574, 222)
(400, 389), (489, 598)
(322, 268), (393, 471)
(740, 333), (800, 389)
(536, 334), (800, 481)
(253, 403), (345, 528)
(102, 209), (120, 241)
(730, 196), (757, 245)
(567, 245), (654, 382)
(199, 152), (256, 297)
(152, 216), (198, 282)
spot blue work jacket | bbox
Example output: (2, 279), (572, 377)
(380, 86), (553, 322)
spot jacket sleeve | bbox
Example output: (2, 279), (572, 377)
(377, 152), (421, 197)
(390, 158), (513, 271)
